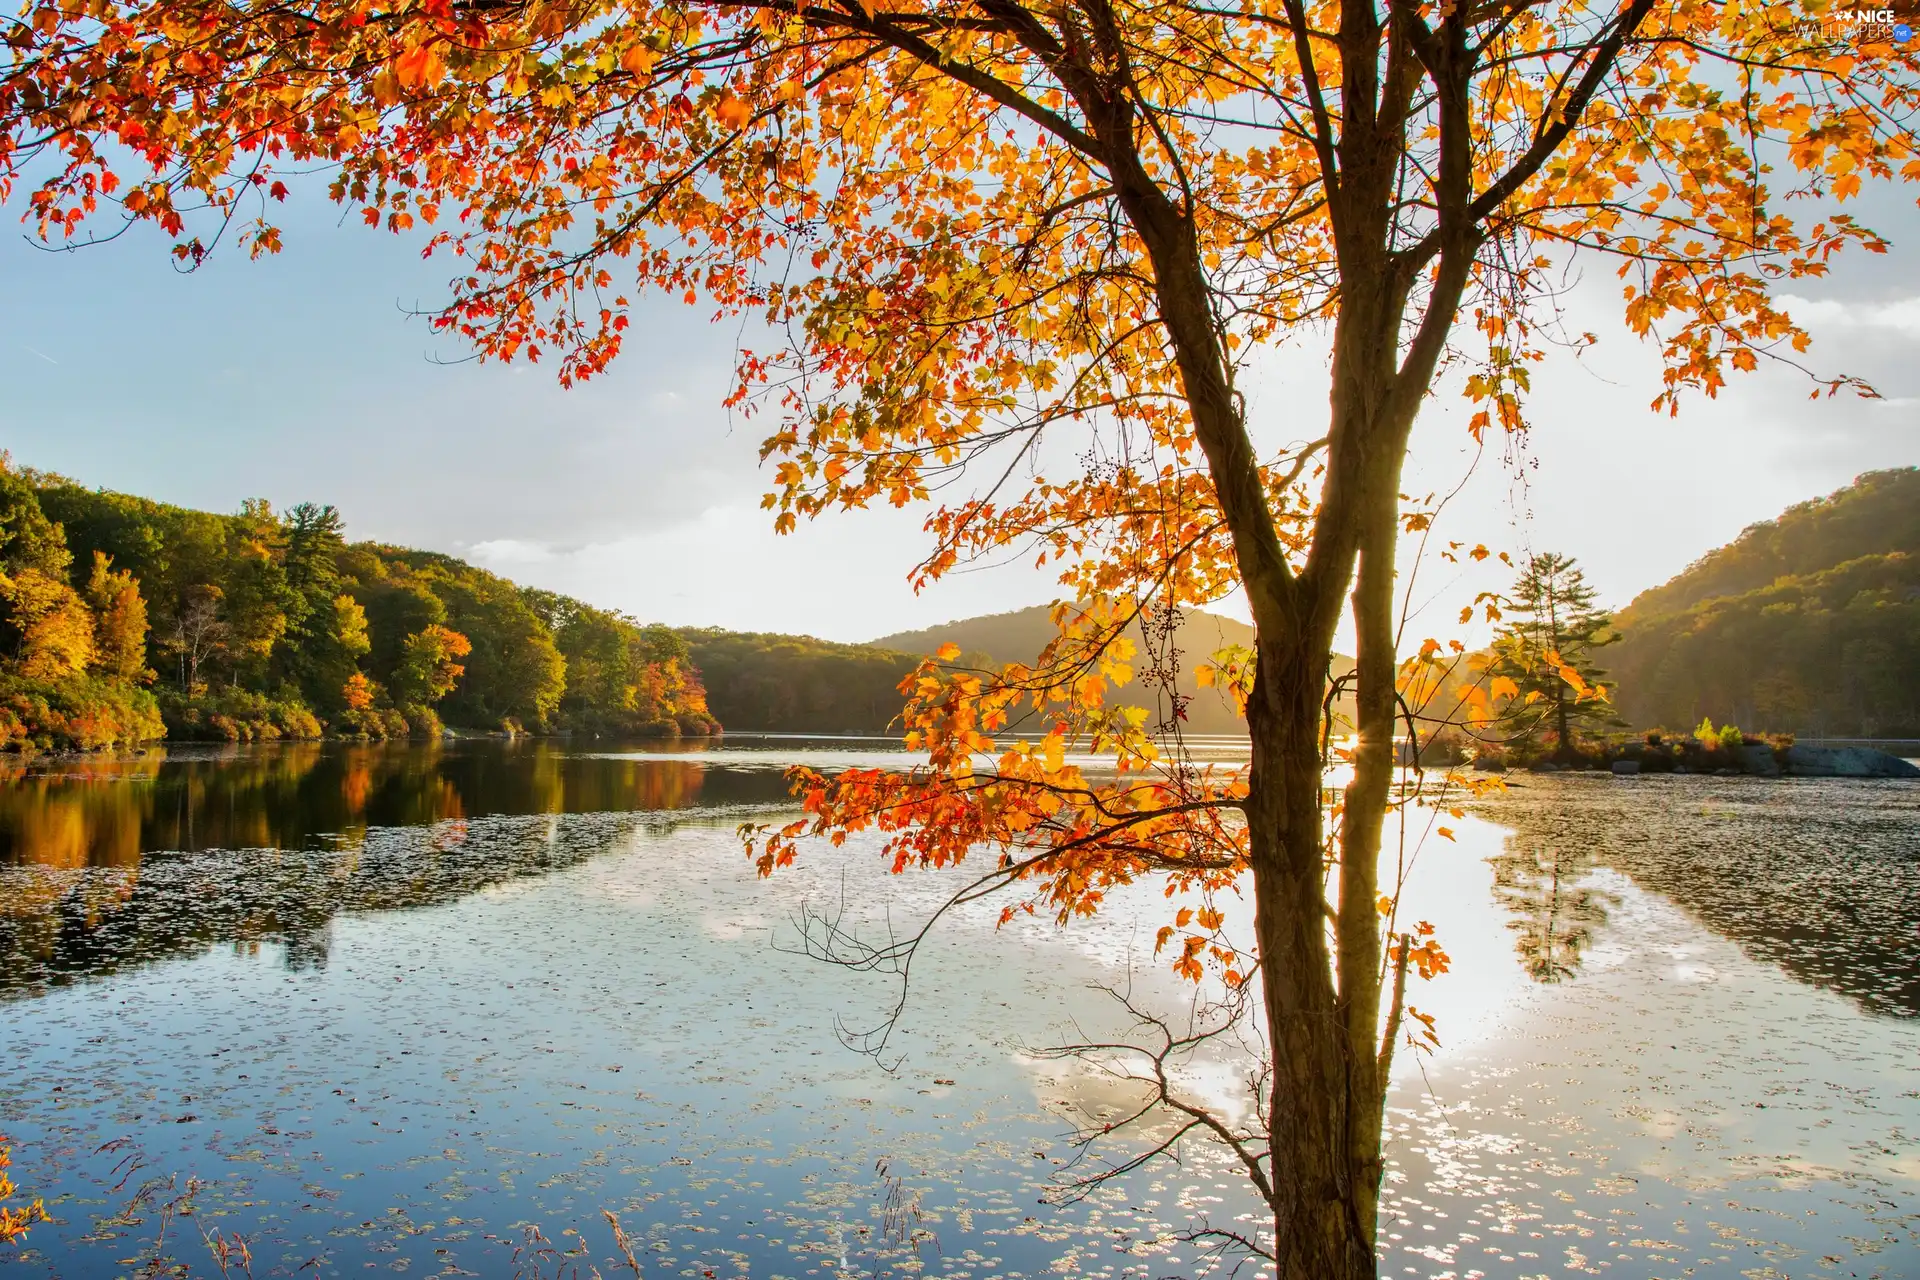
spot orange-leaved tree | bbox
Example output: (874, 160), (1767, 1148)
(5, 1), (1915, 1273)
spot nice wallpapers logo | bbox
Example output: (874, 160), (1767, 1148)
(1795, 2), (1919, 43)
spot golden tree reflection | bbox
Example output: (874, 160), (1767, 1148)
(0, 742), (768, 997)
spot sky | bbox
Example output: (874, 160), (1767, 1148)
(0, 178), (1914, 648)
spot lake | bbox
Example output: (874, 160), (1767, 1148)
(1, 739), (1915, 1279)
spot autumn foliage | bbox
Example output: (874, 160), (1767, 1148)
(0, 458), (163, 750)
(0, 1138), (49, 1245)
(4, 0), (1916, 1273)
(0, 469), (720, 748)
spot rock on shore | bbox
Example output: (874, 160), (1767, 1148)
(1781, 745), (1920, 778)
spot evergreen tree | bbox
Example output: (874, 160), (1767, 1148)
(277, 503), (361, 707)
(1487, 552), (1621, 758)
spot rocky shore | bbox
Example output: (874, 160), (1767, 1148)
(1597, 743), (1920, 778)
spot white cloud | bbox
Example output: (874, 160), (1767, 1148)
(462, 503), (1056, 642)
(1776, 294), (1920, 337)
(465, 538), (558, 565)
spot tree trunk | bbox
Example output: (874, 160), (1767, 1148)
(1246, 643), (1378, 1280)
(1107, 109), (1457, 1276)
(1241, 402), (1411, 1280)
(1233, 256), (1432, 1276)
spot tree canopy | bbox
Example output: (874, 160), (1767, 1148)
(680, 628), (922, 733)
(0, 459), (164, 749)
(13, 472), (718, 745)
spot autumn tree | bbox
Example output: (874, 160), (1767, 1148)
(0, 466), (164, 747)
(84, 551), (151, 682)
(425, 574), (566, 731)
(0, 461), (92, 679)
(392, 622), (472, 707)
(0, 458), (68, 580)
(1485, 551), (1620, 757)
(6, 1), (1917, 1274)
(0, 566), (95, 679)
(356, 575), (450, 685)
(220, 498), (300, 684)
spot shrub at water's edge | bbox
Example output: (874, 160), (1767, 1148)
(1464, 720), (1917, 779)
(0, 673), (166, 752)
(1465, 727), (1783, 773)
(158, 686), (325, 743)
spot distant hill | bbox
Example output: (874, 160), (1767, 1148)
(678, 628), (919, 734)
(1608, 469), (1920, 736)
(685, 602), (1330, 738)
(877, 603), (1351, 736)
(876, 603), (1256, 668)
(1616, 468), (1920, 625)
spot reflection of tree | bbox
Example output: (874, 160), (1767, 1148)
(0, 742), (795, 998)
(1489, 842), (1615, 983)
(1477, 783), (1920, 1016)
(282, 921), (333, 972)
(0, 753), (163, 873)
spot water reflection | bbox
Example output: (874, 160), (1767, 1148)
(1488, 841), (1614, 982)
(1476, 773), (1920, 1015)
(0, 741), (800, 1000)
(2, 748), (1916, 1278)
(0, 740), (796, 867)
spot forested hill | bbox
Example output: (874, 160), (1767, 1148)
(1608, 468), (1920, 736)
(2, 463), (717, 749)
(677, 630), (919, 733)
(877, 603), (1335, 736)
(1616, 468), (1920, 626)
(686, 603), (1345, 737)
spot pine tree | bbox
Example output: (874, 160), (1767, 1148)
(1488, 553), (1621, 758)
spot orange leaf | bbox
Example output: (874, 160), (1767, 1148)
(715, 91), (751, 130)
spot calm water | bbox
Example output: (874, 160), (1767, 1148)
(0, 740), (1915, 1279)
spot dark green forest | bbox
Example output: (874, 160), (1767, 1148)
(0, 462), (717, 749)
(678, 629), (920, 733)
(1608, 468), (1920, 736)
